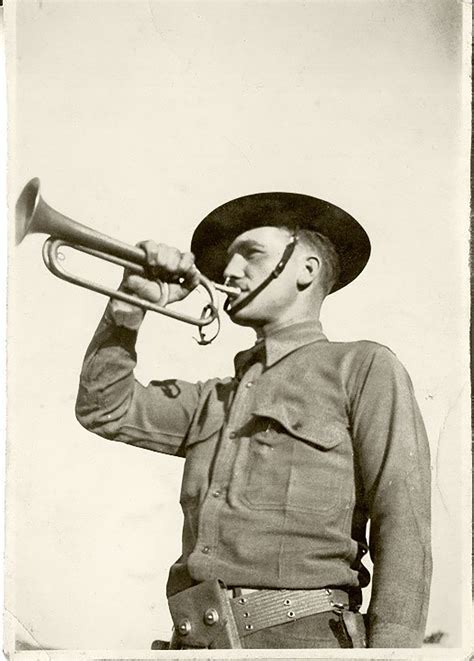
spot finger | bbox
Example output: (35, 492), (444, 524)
(184, 265), (201, 290)
(136, 240), (160, 266)
(125, 274), (147, 293)
(173, 253), (199, 289)
(177, 252), (195, 273)
(162, 246), (183, 274)
(146, 245), (182, 281)
(177, 253), (198, 286)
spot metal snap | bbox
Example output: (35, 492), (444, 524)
(203, 608), (219, 626)
(283, 599), (291, 606)
(177, 619), (191, 635)
(238, 597), (247, 604)
(287, 611), (296, 618)
(245, 624), (253, 631)
(243, 612), (249, 618)
(202, 546), (210, 554)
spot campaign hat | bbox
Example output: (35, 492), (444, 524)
(191, 191), (370, 293)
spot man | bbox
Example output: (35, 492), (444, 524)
(75, 192), (432, 649)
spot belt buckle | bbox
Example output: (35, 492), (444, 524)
(228, 587), (258, 599)
(326, 588), (348, 614)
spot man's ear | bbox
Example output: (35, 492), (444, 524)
(297, 255), (322, 288)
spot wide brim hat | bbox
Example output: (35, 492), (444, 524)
(191, 192), (370, 293)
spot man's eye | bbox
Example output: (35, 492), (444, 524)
(245, 248), (263, 259)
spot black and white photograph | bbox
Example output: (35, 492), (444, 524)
(4, 0), (471, 658)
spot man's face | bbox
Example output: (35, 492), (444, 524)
(223, 226), (303, 328)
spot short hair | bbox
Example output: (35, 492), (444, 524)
(283, 226), (341, 296)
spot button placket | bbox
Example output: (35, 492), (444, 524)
(193, 361), (262, 566)
(225, 365), (266, 510)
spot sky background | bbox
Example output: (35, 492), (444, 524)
(6, 0), (470, 653)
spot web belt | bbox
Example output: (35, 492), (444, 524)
(230, 587), (349, 637)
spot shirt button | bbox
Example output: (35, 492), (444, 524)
(202, 546), (210, 554)
(228, 431), (237, 439)
(212, 490), (221, 498)
(245, 382), (254, 388)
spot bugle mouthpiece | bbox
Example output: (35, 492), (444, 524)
(214, 283), (241, 296)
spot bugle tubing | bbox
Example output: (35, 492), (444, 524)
(16, 178), (239, 339)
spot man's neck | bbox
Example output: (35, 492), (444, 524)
(255, 310), (322, 339)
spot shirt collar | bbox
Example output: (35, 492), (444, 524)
(234, 318), (328, 376)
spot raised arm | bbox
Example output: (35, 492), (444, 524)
(75, 241), (202, 456)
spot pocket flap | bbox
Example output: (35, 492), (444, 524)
(251, 404), (348, 450)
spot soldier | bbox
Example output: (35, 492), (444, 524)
(75, 192), (432, 649)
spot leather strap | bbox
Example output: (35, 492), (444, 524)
(230, 587), (349, 637)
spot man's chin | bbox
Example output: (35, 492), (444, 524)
(225, 305), (261, 328)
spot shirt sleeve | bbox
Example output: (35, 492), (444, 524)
(350, 344), (432, 648)
(75, 306), (203, 456)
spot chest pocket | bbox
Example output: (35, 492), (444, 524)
(239, 412), (354, 514)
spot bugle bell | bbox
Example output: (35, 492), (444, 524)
(15, 178), (240, 344)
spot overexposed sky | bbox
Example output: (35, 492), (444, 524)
(6, 0), (470, 652)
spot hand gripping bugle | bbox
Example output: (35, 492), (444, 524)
(15, 178), (240, 344)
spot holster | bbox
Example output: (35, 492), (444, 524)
(341, 610), (367, 648)
(167, 579), (242, 649)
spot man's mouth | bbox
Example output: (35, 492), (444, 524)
(224, 286), (247, 311)
(226, 289), (244, 302)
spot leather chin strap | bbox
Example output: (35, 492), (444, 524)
(223, 230), (299, 317)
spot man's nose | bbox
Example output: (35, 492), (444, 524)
(223, 254), (246, 281)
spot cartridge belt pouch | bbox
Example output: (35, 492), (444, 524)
(168, 579), (242, 649)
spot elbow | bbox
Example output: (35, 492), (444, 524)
(75, 384), (93, 431)
(75, 384), (124, 440)
(75, 404), (123, 440)
(75, 385), (91, 430)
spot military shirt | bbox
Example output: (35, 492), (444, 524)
(75, 311), (432, 648)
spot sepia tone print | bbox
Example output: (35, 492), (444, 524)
(5, 0), (471, 658)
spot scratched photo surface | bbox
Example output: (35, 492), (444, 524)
(6, 0), (469, 656)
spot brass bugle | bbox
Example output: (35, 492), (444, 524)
(16, 178), (240, 341)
